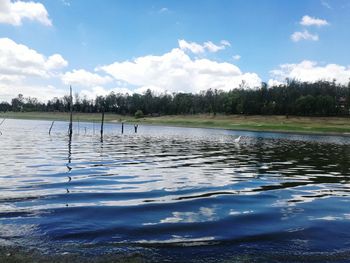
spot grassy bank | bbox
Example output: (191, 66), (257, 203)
(1, 111), (350, 135)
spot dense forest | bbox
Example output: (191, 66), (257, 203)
(1, 80), (350, 117)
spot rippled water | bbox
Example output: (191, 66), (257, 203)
(1, 119), (350, 261)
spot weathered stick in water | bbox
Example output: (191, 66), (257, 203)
(0, 118), (6, 126)
(68, 86), (73, 137)
(0, 118), (5, 135)
(49, 121), (55, 135)
(100, 108), (105, 137)
(121, 122), (124, 134)
(77, 117), (80, 134)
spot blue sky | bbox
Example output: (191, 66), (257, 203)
(0, 0), (350, 101)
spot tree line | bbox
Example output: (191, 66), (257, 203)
(1, 80), (350, 117)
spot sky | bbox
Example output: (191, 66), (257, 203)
(0, 0), (350, 102)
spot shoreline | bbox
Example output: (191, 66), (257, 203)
(0, 246), (144, 263)
(2, 244), (350, 263)
(134, 120), (350, 137)
(1, 112), (350, 137)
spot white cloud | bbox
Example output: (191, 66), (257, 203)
(267, 79), (284, 87)
(232, 55), (241, 60)
(112, 87), (134, 94)
(178, 39), (205, 54)
(291, 30), (319, 42)
(178, 39), (231, 54)
(0, 37), (67, 78)
(46, 54), (68, 71)
(300, 15), (329, 26)
(203, 41), (225, 52)
(270, 60), (350, 85)
(0, 37), (68, 102)
(97, 47), (261, 94)
(0, 75), (23, 83)
(0, 0), (52, 26)
(62, 69), (112, 87)
(0, 84), (65, 102)
(134, 85), (169, 95)
(220, 40), (231, 47)
(80, 86), (133, 99)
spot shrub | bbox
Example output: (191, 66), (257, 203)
(134, 110), (144, 118)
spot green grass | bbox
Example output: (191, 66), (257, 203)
(1, 111), (350, 135)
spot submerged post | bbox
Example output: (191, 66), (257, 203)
(134, 124), (138, 133)
(100, 107), (105, 137)
(68, 86), (73, 137)
(49, 121), (55, 135)
(121, 122), (124, 134)
(78, 117), (80, 134)
(0, 118), (5, 126)
(0, 118), (5, 135)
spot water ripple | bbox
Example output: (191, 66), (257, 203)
(0, 119), (350, 260)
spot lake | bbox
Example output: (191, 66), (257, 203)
(0, 118), (350, 262)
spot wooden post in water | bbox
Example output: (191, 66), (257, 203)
(0, 118), (5, 135)
(68, 86), (73, 137)
(100, 108), (105, 138)
(0, 118), (5, 126)
(49, 121), (55, 135)
(78, 117), (80, 134)
(121, 122), (124, 134)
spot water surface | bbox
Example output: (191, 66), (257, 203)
(0, 119), (350, 261)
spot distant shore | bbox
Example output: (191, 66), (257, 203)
(1, 111), (350, 136)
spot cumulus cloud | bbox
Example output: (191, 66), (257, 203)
(178, 39), (231, 54)
(80, 86), (133, 100)
(0, 38), (261, 101)
(267, 79), (284, 87)
(0, 37), (68, 102)
(0, 0), (52, 26)
(0, 84), (65, 102)
(178, 39), (205, 54)
(291, 30), (319, 42)
(62, 69), (112, 87)
(0, 37), (67, 78)
(97, 47), (261, 94)
(203, 40), (230, 52)
(46, 54), (68, 71)
(300, 15), (329, 27)
(134, 85), (169, 95)
(270, 60), (350, 85)
(220, 40), (231, 47)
